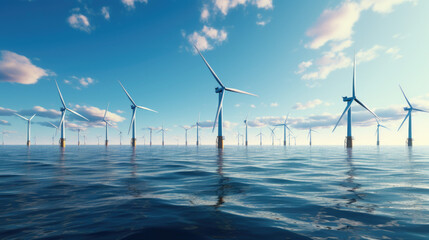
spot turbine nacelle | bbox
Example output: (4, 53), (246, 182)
(404, 107), (411, 111)
(342, 96), (354, 102)
(215, 87), (223, 93)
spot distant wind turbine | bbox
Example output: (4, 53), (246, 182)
(268, 127), (276, 146)
(332, 55), (379, 148)
(308, 127), (318, 146)
(119, 131), (122, 146)
(97, 136), (101, 145)
(47, 122), (58, 145)
(256, 130), (263, 146)
(375, 121), (388, 146)
(158, 125), (167, 146)
(55, 80), (88, 148)
(275, 114), (292, 146)
(14, 113), (36, 146)
(77, 129), (81, 146)
(147, 127), (153, 146)
(244, 115), (248, 146)
(194, 46), (257, 148)
(196, 113), (201, 146)
(182, 126), (193, 146)
(397, 85), (428, 146)
(119, 81), (157, 147)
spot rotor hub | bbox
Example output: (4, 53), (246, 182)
(215, 87), (223, 93)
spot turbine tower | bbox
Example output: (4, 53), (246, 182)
(308, 127), (318, 146)
(77, 129), (81, 146)
(147, 127), (153, 146)
(268, 127), (276, 146)
(55, 80), (88, 148)
(398, 85), (428, 146)
(48, 122), (58, 145)
(97, 136), (101, 145)
(244, 116), (249, 146)
(14, 113), (36, 146)
(375, 121), (388, 146)
(256, 130), (263, 146)
(119, 81), (157, 147)
(119, 131), (122, 146)
(158, 125), (167, 146)
(196, 114), (200, 146)
(332, 55), (379, 148)
(275, 114), (291, 146)
(182, 126), (193, 146)
(194, 46), (257, 148)
(102, 103), (116, 146)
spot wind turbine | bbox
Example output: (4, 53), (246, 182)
(397, 85), (428, 146)
(268, 127), (276, 146)
(55, 80), (88, 148)
(14, 113), (36, 146)
(293, 136), (297, 145)
(308, 127), (318, 146)
(375, 121), (388, 146)
(182, 126), (193, 146)
(119, 81), (157, 147)
(141, 135), (146, 145)
(244, 116), (249, 146)
(147, 127), (153, 146)
(194, 46), (257, 148)
(77, 129), (81, 146)
(235, 131), (241, 146)
(275, 114), (291, 146)
(97, 136), (101, 145)
(332, 55), (379, 148)
(102, 103), (117, 146)
(158, 125), (167, 146)
(83, 135), (87, 145)
(47, 122), (58, 145)
(119, 131), (122, 145)
(196, 113), (201, 146)
(256, 130), (263, 146)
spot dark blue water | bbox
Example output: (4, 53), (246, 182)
(0, 146), (428, 239)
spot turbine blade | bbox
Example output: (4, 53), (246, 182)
(225, 87), (258, 97)
(213, 91), (224, 132)
(103, 103), (109, 120)
(128, 109), (136, 135)
(413, 108), (429, 113)
(136, 105), (158, 113)
(58, 112), (66, 130)
(194, 45), (225, 88)
(119, 81), (137, 107)
(14, 113), (28, 121)
(380, 125), (389, 130)
(332, 101), (353, 132)
(398, 112), (410, 131)
(66, 108), (89, 121)
(353, 53), (356, 98)
(29, 114), (36, 121)
(48, 122), (57, 129)
(399, 85), (412, 108)
(55, 80), (67, 108)
(355, 98), (379, 120)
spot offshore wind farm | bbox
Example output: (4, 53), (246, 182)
(1, 0), (429, 239)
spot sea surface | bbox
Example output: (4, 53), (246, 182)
(0, 145), (428, 239)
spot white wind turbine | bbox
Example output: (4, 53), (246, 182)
(196, 113), (201, 146)
(55, 80), (88, 147)
(194, 46), (257, 148)
(102, 103), (118, 146)
(308, 127), (318, 146)
(375, 121), (388, 146)
(158, 125), (167, 146)
(119, 81), (157, 147)
(14, 113), (36, 146)
(275, 114), (292, 146)
(268, 127), (276, 146)
(182, 126), (194, 146)
(47, 122), (58, 145)
(256, 130), (263, 146)
(244, 115), (249, 146)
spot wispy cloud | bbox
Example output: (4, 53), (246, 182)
(18, 106), (61, 119)
(214, 0), (273, 15)
(68, 14), (91, 32)
(293, 99), (324, 110)
(122, 0), (148, 9)
(187, 26), (228, 52)
(201, 5), (210, 21)
(64, 76), (96, 89)
(270, 102), (278, 107)
(71, 104), (125, 123)
(0, 120), (11, 126)
(101, 6), (110, 20)
(0, 51), (49, 84)
(386, 47), (403, 60)
(0, 106), (16, 116)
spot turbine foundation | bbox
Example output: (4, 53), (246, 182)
(346, 136), (353, 148)
(245, 141), (248, 146)
(60, 138), (66, 148)
(105, 140), (108, 146)
(407, 138), (412, 147)
(131, 138), (136, 147)
(217, 136), (224, 149)
(27, 140), (31, 146)
(377, 141), (380, 146)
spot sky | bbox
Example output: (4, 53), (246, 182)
(1, 0), (429, 146)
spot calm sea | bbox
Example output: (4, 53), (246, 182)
(0, 145), (428, 239)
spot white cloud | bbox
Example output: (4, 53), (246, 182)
(78, 77), (95, 87)
(386, 47), (403, 60)
(234, 103), (241, 107)
(256, 19), (270, 26)
(305, 0), (412, 50)
(293, 99), (324, 110)
(0, 51), (49, 84)
(0, 120), (10, 126)
(19, 106), (61, 119)
(201, 5), (210, 21)
(214, 0), (273, 15)
(296, 60), (313, 74)
(270, 102), (278, 107)
(101, 6), (110, 20)
(250, 104), (256, 108)
(0, 106), (16, 116)
(195, 120), (236, 129)
(356, 45), (384, 63)
(330, 39), (353, 52)
(188, 26), (228, 52)
(72, 104), (125, 123)
(116, 109), (124, 114)
(122, 0), (148, 9)
(301, 51), (352, 80)
(68, 14), (91, 32)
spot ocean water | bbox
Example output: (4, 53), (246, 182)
(0, 145), (428, 240)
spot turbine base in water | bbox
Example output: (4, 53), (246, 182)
(131, 138), (136, 147)
(346, 136), (353, 148)
(217, 136), (224, 149)
(60, 138), (66, 148)
(283, 141), (286, 146)
(377, 141), (380, 146)
(27, 140), (30, 146)
(246, 141), (248, 146)
(105, 140), (108, 146)
(407, 138), (412, 146)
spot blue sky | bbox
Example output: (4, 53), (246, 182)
(1, 0), (428, 145)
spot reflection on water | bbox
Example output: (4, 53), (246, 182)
(0, 146), (428, 239)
